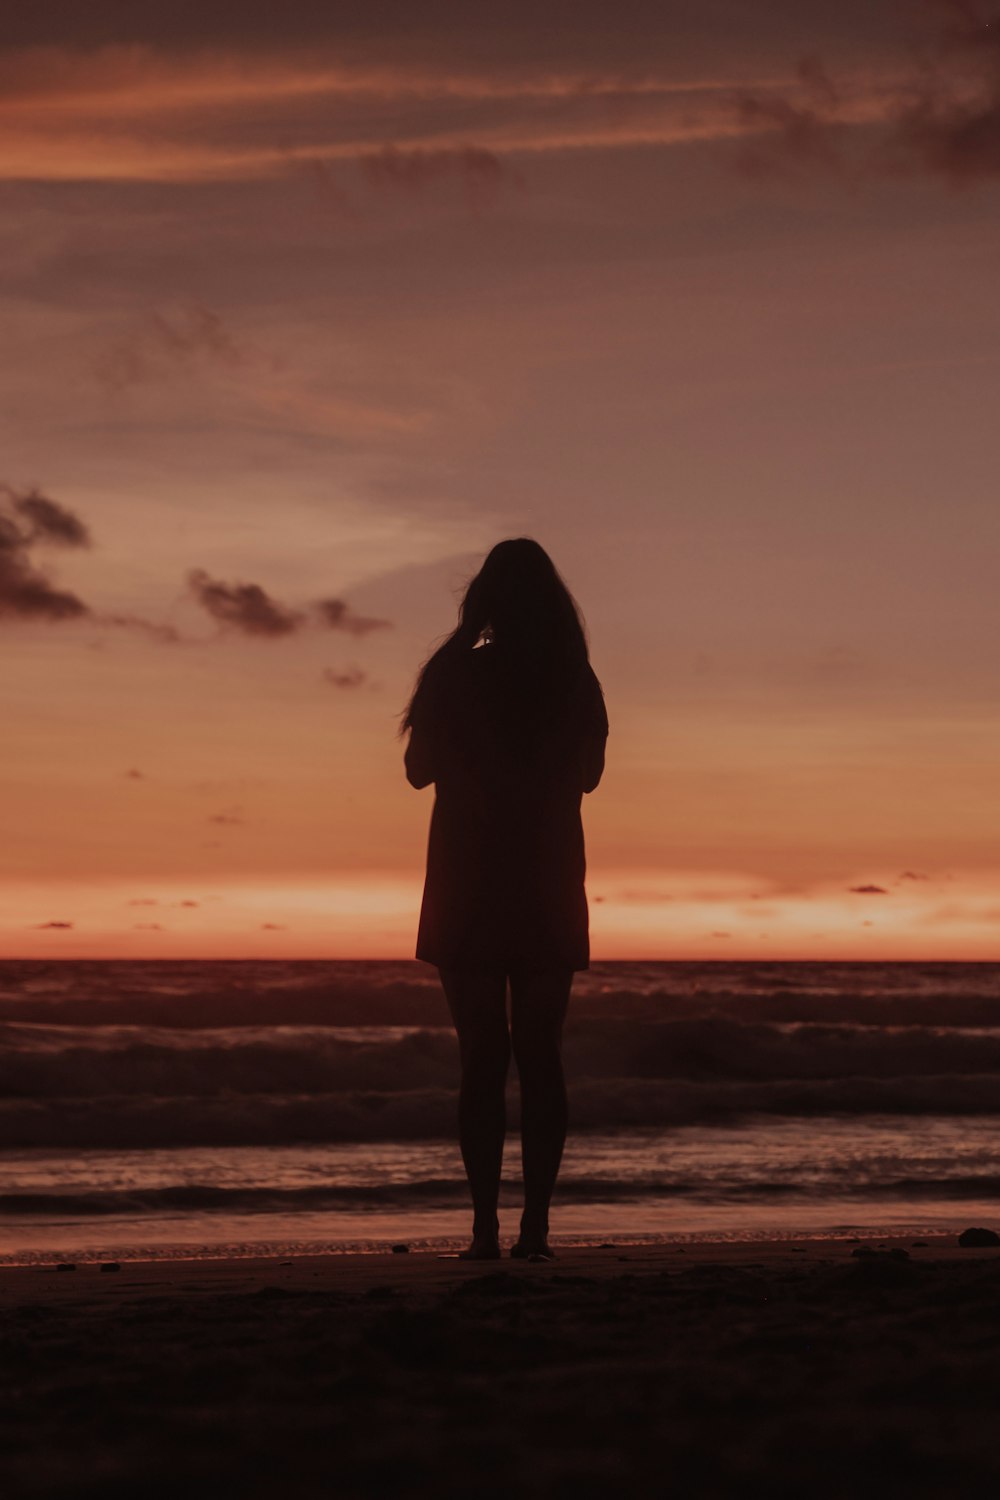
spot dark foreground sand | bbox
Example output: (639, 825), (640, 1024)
(2, 1236), (999, 1499)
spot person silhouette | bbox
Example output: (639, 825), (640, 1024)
(403, 539), (608, 1260)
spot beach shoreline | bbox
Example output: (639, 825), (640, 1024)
(4, 1234), (999, 1497)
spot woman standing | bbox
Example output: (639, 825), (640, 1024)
(403, 539), (608, 1260)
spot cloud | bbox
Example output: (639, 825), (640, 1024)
(312, 598), (392, 635)
(736, 4), (1000, 184)
(323, 666), (368, 689)
(127, 899), (159, 907)
(359, 144), (508, 201)
(98, 612), (182, 644)
(187, 573), (392, 641)
(133, 922), (164, 931)
(616, 889), (675, 903)
(0, 41), (764, 185)
(0, 485), (91, 622)
(8, 488), (92, 547)
(208, 807), (245, 826)
(35, 920), (73, 929)
(736, 68), (850, 178)
(95, 304), (258, 392)
(848, 884), (889, 895)
(187, 569), (304, 636)
(0, 486), (178, 638)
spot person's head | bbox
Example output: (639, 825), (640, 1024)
(402, 538), (589, 730)
(454, 538), (587, 658)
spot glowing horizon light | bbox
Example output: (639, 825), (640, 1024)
(4, 869), (1000, 961)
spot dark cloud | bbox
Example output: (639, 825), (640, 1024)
(179, 899), (199, 907)
(900, 870), (931, 881)
(0, 486), (175, 638)
(260, 922), (286, 930)
(9, 489), (92, 547)
(323, 666), (368, 689)
(0, 485), (91, 622)
(188, 569), (304, 636)
(208, 806), (245, 825)
(313, 598), (391, 635)
(35, 920), (73, 929)
(124, 768), (145, 779)
(849, 884), (889, 894)
(737, 3), (1000, 183)
(133, 922), (164, 931)
(896, 86), (1000, 182)
(127, 898), (159, 906)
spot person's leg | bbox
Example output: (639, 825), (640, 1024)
(509, 969), (573, 1258)
(439, 967), (510, 1259)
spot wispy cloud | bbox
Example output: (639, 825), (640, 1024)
(736, 3), (1000, 184)
(95, 304), (253, 392)
(0, 44), (782, 183)
(359, 144), (508, 201)
(323, 666), (368, 689)
(99, 612), (182, 644)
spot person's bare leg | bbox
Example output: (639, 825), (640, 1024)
(509, 969), (573, 1258)
(439, 968), (510, 1259)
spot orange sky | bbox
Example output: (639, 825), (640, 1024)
(3, 1), (1000, 959)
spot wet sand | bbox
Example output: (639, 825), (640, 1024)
(2, 1235), (999, 1498)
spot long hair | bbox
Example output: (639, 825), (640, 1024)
(402, 538), (589, 732)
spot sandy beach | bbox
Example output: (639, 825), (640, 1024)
(3, 1234), (999, 1498)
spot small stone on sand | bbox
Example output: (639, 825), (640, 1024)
(958, 1226), (1000, 1248)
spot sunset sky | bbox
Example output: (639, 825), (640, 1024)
(3, 0), (1000, 959)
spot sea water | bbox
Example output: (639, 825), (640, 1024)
(2, 959), (999, 1261)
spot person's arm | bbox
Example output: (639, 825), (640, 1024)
(580, 668), (608, 794)
(403, 667), (441, 789)
(404, 722), (436, 789)
(581, 731), (606, 794)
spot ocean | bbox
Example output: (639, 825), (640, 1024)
(2, 959), (999, 1262)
